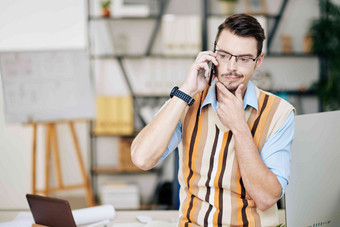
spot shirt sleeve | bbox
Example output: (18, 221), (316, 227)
(153, 99), (183, 166)
(259, 111), (295, 198)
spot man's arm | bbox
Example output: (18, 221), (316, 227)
(233, 121), (282, 211)
(131, 51), (218, 170)
(260, 111), (294, 198)
(131, 97), (187, 170)
(216, 82), (287, 211)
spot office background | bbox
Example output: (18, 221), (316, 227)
(0, 0), (339, 211)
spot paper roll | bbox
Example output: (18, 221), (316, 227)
(72, 204), (115, 226)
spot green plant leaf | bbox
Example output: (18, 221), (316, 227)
(309, 0), (340, 110)
(275, 224), (285, 227)
(100, 0), (111, 9)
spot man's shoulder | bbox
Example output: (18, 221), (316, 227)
(255, 87), (295, 139)
(255, 86), (295, 114)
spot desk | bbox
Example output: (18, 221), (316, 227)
(0, 210), (179, 227)
(114, 210), (178, 223)
(0, 209), (285, 226)
(0, 211), (20, 222)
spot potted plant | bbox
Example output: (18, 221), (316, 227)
(100, 0), (111, 18)
(217, 0), (238, 15)
(309, 0), (340, 110)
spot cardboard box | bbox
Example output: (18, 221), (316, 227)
(94, 96), (134, 135)
(118, 137), (141, 172)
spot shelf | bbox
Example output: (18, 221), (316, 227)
(91, 131), (138, 137)
(88, 0), (318, 207)
(266, 53), (316, 58)
(90, 54), (196, 59)
(131, 91), (315, 97)
(132, 95), (168, 98)
(207, 13), (280, 19)
(87, 0), (184, 207)
(271, 89), (316, 96)
(92, 166), (155, 174)
(90, 53), (316, 60)
(88, 16), (158, 21)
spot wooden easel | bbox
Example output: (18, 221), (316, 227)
(31, 121), (95, 206)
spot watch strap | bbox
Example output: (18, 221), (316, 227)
(170, 86), (195, 106)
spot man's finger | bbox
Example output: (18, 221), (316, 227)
(196, 55), (218, 66)
(195, 51), (216, 61)
(235, 84), (244, 101)
(216, 81), (233, 98)
(195, 62), (209, 76)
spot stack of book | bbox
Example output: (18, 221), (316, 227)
(100, 183), (140, 209)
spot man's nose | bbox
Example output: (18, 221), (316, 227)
(227, 55), (238, 71)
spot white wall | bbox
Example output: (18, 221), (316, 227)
(0, 82), (32, 209)
(0, 0), (88, 210)
(0, 0), (86, 51)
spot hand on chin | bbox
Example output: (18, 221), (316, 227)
(218, 73), (243, 94)
(218, 80), (240, 95)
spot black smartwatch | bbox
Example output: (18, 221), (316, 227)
(170, 86), (195, 106)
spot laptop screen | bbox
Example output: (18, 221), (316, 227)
(26, 194), (77, 227)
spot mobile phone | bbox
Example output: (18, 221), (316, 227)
(208, 62), (215, 86)
(208, 42), (217, 86)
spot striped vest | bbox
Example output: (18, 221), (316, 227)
(178, 85), (294, 227)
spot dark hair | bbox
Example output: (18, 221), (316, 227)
(215, 13), (265, 56)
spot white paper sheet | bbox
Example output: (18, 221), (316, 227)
(0, 205), (115, 227)
(0, 219), (34, 227)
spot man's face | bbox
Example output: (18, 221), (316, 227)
(215, 29), (264, 95)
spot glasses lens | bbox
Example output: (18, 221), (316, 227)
(216, 51), (231, 63)
(216, 50), (255, 67)
(237, 57), (253, 67)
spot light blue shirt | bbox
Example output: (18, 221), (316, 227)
(157, 81), (294, 197)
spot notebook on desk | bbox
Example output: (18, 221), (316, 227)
(26, 194), (77, 227)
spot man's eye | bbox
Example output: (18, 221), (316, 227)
(240, 57), (250, 62)
(219, 53), (227, 59)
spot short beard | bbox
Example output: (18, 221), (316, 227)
(220, 72), (243, 94)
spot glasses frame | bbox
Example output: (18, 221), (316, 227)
(216, 49), (260, 63)
(208, 42), (261, 86)
(214, 42), (261, 67)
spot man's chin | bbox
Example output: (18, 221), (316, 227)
(220, 82), (238, 94)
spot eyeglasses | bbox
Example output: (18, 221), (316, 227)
(215, 47), (260, 68)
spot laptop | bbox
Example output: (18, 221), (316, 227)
(285, 111), (340, 227)
(26, 194), (77, 227)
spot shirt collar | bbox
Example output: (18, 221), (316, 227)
(200, 80), (258, 113)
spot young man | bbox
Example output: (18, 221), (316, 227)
(131, 14), (295, 226)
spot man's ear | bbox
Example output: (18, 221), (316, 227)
(255, 52), (265, 70)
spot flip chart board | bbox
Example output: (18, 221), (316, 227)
(0, 50), (95, 123)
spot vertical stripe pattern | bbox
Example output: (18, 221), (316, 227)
(178, 86), (294, 226)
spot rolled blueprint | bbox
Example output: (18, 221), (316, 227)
(72, 204), (115, 226)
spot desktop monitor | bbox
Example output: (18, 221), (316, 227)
(286, 111), (340, 227)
